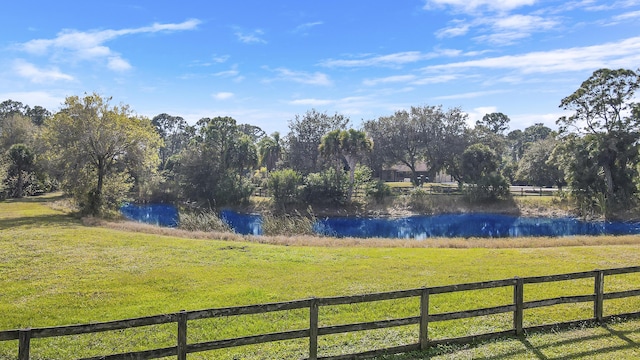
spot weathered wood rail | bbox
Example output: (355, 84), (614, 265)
(2, 266), (640, 359)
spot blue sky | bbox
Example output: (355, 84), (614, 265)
(1, 0), (640, 135)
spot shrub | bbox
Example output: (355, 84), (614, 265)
(300, 168), (348, 205)
(266, 168), (302, 206)
(261, 209), (316, 236)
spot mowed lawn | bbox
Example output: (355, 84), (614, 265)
(1, 195), (640, 359)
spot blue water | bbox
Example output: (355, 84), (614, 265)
(120, 203), (179, 227)
(314, 214), (640, 239)
(120, 205), (640, 239)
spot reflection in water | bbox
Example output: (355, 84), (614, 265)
(120, 205), (640, 239)
(120, 203), (179, 227)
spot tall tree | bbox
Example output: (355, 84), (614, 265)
(557, 68), (640, 210)
(7, 143), (35, 198)
(176, 116), (256, 207)
(258, 132), (282, 171)
(515, 138), (564, 188)
(319, 129), (373, 201)
(286, 109), (349, 174)
(43, 93), (161, 215)
(152, 113), (190, 170)
(477, 112), (510, 135)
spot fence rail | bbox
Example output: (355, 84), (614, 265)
(2, 266), (640, 359)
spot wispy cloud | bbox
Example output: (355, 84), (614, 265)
(433, 90), (506, 100)
(265, 67), (332, 86)
(294, 21), (323, 34)
(19, 19), (201, 72)
(13, 60), (74, 83)
(235, 29), (267, 44)
(363, 75), (417, 86)
(423, 36), (640, 74)
(213, 92), (234, 100)
(424, 0), (536, 14)
(320, 49), (466, 68)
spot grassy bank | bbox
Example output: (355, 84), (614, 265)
(1, 195), (640, 359)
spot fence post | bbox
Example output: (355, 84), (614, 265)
(309, 298), (319, 360)
(18, 328), (31, 360)
(514, 277), (524, 336)
(177, 310), (187, 360)
(594, 270), (604, 323)
(419, 289), (430, 351)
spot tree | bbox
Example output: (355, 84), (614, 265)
(176, 116), (256, 207)
(0, 113), (35, 150)
(477, 112), (510, 135)
(43, 93), (161, 215)
(286, 109), (349, 174)
(319, 129), (373, 201)
(515, 138), (564, 188)
(557, 68), (640, 211)
(7, 143), (34, 198)
(460, 144), (510, 201)
(363, 107), (426, 186)
(152, 113), (190, 171)
(258, 132), (282, 171)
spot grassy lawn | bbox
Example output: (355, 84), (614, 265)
(1, 195), (640, 359)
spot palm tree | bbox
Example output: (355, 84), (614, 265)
(257, 132), (282, 171)
(319, 129), (373, 201)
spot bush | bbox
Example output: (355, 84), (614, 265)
(266, 169), (302, 206)
(300, 168), (348, 205)
(463, 172), (511, 203)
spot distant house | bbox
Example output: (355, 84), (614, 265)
(380, 162), (452, 183)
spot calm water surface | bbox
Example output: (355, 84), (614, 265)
(120, 205), (640, 239)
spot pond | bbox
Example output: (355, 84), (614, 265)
(120, 203), (179, 227)
(120, 205), (640, 239)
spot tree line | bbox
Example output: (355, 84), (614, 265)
(0, 68), (638, 218)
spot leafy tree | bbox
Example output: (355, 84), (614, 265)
(0, 100), (27, 119)
(0, 113), (35, 150)
(258, 132), (282, 171)
(7, 143), (35, 198)
(365, 105), (469, 186)
(43, 93), (161, 215)
(461, 144), (510, 201)
(237, 123), (266, 142)
(286, 109), (349, 175)
(319, 129), (373, 201)
(363, 107), (426, 186)
(26, 106), (51, 126)
(516, 138), (565, 188)
(152, 113), (191, 171)
(557, 68), (640, 212)
(477, 112), (510, 135)
(176, 116), (256, 207)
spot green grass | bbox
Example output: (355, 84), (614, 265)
(1, 195), (640, 359)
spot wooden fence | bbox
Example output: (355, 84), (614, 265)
(2, 266), (640, 359)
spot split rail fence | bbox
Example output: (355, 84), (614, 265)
(2, 266), (640, 359)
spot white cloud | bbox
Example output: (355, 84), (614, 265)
(613, 10), (640, 21)
(289, 98), (334, 106)
(266, 67), (332, 86)
(19, 19), (200, 71)
(0, 91), (65, 110)
(363, 75), (417, 86)
(13, 60), (74, 83)
(294, 21), (323, 33)
(425, 0), (536, 13)
(107, 56), (132, 71)
(423, 36), (640, 74)
(433, 90), (506, 100)
(436, 23), (471, 38)
(320, 49), (466, 68)
(235, 29), (267, 44)
(213, 92), (234, 100)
